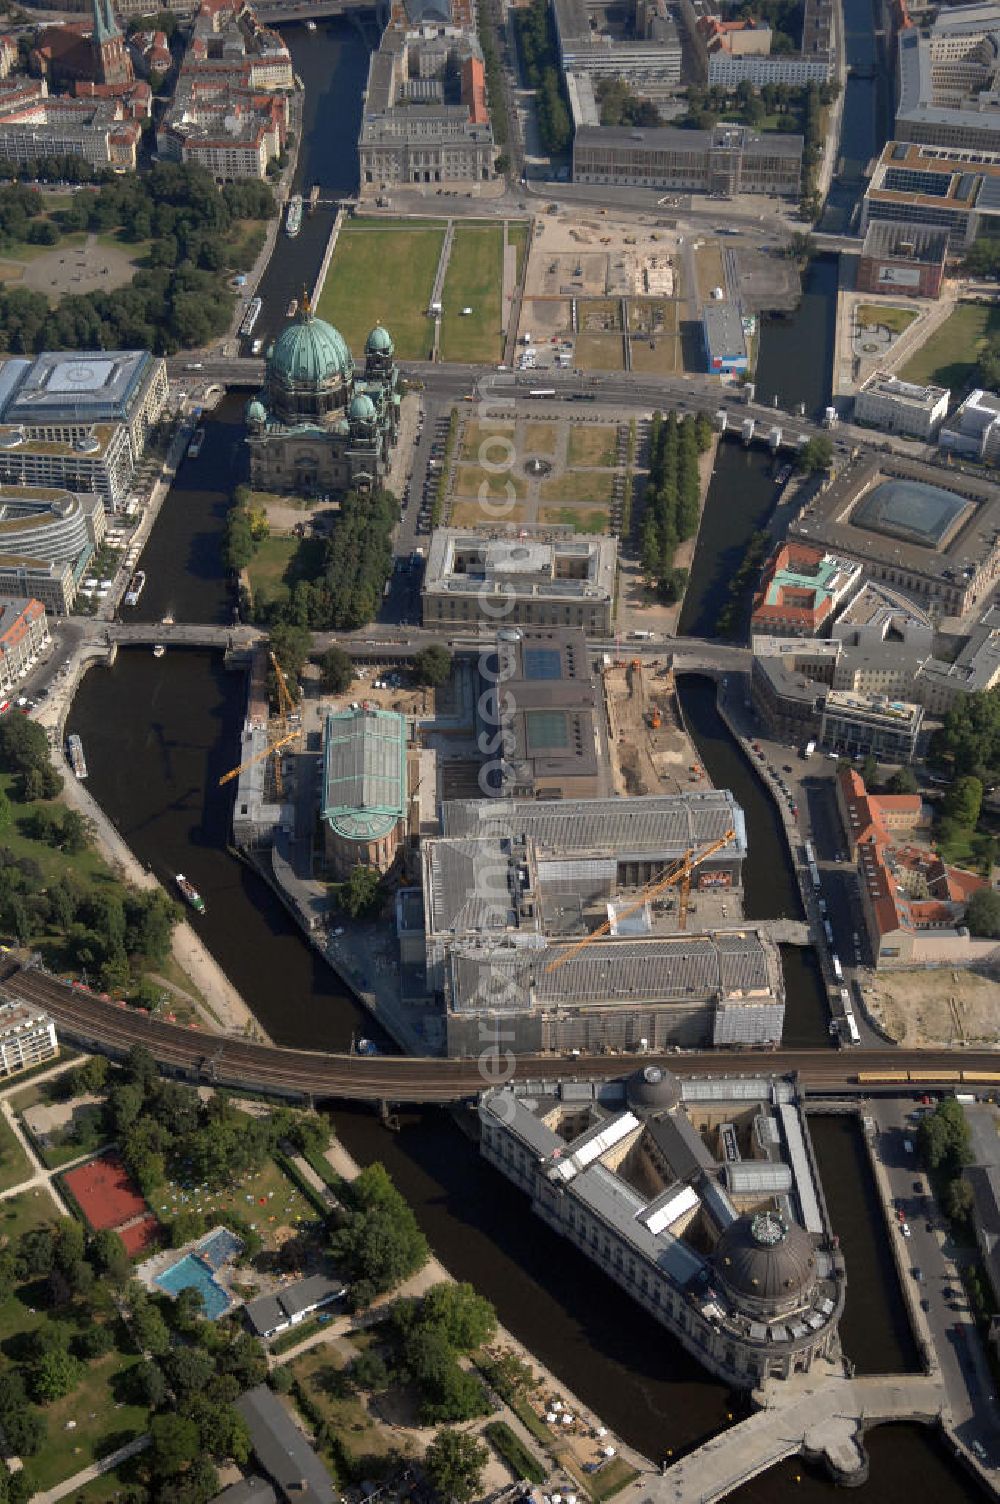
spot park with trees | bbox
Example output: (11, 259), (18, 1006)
(639, 410), (714, 606)
(0, 717), (179, 991)
(0, 163), (275, 355)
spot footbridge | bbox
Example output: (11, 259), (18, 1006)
(652, 1371), (945, 1503)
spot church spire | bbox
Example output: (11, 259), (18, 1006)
(91, 0), (114, 46)
(103, 0), (121, 39)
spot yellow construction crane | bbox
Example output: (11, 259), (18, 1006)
(267, 651), (301, 799)
(217, 652), (302, 793)
(544, 828), (736, 973)
(218, 730), (299, 788)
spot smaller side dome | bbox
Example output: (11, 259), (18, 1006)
(365, 322), (394, 356)
(350, 393), (376, 422)
(626, 1065), (681, 1113)
(246, 397), (266, 428)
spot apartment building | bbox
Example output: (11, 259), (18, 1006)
(0, 597), (48, 691)
(0, 1001), (58, 1078)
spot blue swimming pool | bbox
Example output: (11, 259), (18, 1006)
(155, 1254), (230, 1319)
(197, 1227), (243, 1271)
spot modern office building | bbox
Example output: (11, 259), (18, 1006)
(861, 140), (1000, 249)
(938, 388), (1000, 464)
(703, 303), (749, 373)
(0, 1000), (58, 1078)
(853, 374), (950, 439)
(0, 484), (103, 582)
(572, 123), (803, 196)
(750, 641), (925, 760)
(480, 1068), (846, 1386)
(821, 687), (924, 762)
(421, 529), (618, 635)
(750, 544), (862, 637)
(245, 312), (399, 495)
(895, 4), (1000, 151)
(855, 222), (949, 300)
(0, 597), (49, 691)
(0, 349), (168, 507)
(0, 556), (77, 615)
(788, 455), (1000, 619)
(554, 0), (682, 94)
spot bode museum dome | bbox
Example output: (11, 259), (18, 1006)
(245, 304), (399, 495)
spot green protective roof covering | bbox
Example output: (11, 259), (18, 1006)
(270, 310), (354, 387)
(365, 323), (394, 355)
(322, 708), (407, 842)
(763, 555), (842, 608)
(350, 392), (376, 422)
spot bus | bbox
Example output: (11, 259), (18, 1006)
(831, 954), (843, 981)
(529, 388), (556, 399)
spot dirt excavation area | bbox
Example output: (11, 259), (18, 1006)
(864, 967), (1000, 1047)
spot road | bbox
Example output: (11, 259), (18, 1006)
(168, 356), (943, 468)
(871, 1098), (1000, 1465)
(6, 961), (1000, 1105)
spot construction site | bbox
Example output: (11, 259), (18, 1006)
(216, 630), (776, 1057)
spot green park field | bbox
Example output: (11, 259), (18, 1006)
(317, 219), (446, 361)
(440, 224), (505, 364)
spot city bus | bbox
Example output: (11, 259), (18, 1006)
(529, 388), (556, 399)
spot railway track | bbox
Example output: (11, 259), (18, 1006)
(6, 965), (996, 1103)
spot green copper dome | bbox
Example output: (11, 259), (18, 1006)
(270, 310), (354, 387)
(365, 322), (394, 356)
(245, 397), (266, 426)
(350, 393), (376, 422)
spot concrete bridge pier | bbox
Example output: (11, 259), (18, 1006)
(802, 1416), (869, 1488)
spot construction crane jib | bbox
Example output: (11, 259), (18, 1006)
(543, 828), (736, 974)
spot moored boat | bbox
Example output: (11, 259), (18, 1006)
(175, 874), (206, 915)
(66, 733), (87, 780)
(124, 570), (146, 606)
(285, 195), (303, 239)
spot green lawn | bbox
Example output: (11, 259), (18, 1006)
(0, 772), (118, 896)
(0, 232), (87, 266)
(0, 1187), (62, 1246)
(900, 303), (1000, 389)
(440, 225), (504, 364)
(152, 1155), (316, 1252)
(567, 426), (618, 468)
(857, 303), (918, 336)
(30, 1350), (148, 1492)
(454, 463), (527, 500)
(317, 219), (446, 361)
(540, 506), (609, 534)
(246, 535), (300, 611)
(0, 1112), (32, 1193)
(540, 470), (614, 504)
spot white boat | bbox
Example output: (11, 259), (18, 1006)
(286, 195), (303, 239)
(153, 645), (165, 659)
(124, 570), (146, 606)
(188, 429), (205, 459)
(305, 18), (316, 29)
(240, 297), (262, 337)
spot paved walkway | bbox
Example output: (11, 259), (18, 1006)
(0, 1100), (70, 1218)
(654, 1370), (945, 1504)
(30, 1433), (150, 1504)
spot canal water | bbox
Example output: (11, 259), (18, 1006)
(677, 441), (779, 642)
(753, 0), (895, 412)
(66, 15), (988, 1497)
